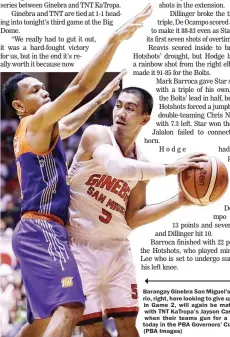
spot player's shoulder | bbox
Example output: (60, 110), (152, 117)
(13, 116), (33, 158)
(14, 116), (30, 138)
(83, 124), (108, 134)
(79, 125), (112, 155)
(82, 124), (110, 141)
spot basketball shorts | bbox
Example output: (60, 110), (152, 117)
(12, 218), (85, 323)
(70, 239), (139, 325)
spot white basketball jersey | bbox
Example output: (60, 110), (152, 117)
(67, 126), (146, 241)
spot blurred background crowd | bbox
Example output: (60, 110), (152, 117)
(1, 72), (119, 336)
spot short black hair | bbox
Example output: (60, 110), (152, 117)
(2, 73), (30, 111)
(119, 87), (153, 115)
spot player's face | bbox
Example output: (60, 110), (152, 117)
(113, 92), (149, 132)
(13, 77), (51, 115)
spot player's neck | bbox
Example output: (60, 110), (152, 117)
(18, 111), (31, 119)
(112, 126), (140, 158)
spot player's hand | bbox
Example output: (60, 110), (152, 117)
(97, 69), (127, 105)
(112, 4), (152, 42)
(178, 190), (194, 206)
(165, 153), (208, 175)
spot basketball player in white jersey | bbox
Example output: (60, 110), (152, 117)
(67, 87), (207, 337)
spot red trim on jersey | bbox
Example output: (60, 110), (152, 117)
(77, 311), (102, 324)
(105, 306), (139, 315)
(22, 211), (64, 226)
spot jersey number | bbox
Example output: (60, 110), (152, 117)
(99, 208), (112, 224)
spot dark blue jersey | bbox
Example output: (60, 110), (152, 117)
(13, 117), (70, 225)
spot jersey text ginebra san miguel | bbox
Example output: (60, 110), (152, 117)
(68, 126), (146, 241)
(13, 117), (70, 225)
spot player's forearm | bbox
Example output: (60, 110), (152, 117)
(93, 144), (166, 180)
(59, 96), (103, 140)
(68, 36), (120, 93)
(126, 195), (182, 229)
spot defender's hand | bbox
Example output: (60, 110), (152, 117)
(165, 153), (208, 175)
(98, 69), (127, 105)
(112, 4), (152, 42)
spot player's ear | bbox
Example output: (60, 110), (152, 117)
(141, 113), (150, 125)
(12, 100), (25, 114)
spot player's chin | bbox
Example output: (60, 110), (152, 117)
(42, 98), (51, 105)
(117, 123), (128, 130)
(113, 122), (126, 131)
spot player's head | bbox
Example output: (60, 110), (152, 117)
(113, 87), (153, 132)
(2, 73), (50, 117)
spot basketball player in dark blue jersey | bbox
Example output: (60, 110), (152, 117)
(2, 5), (153, 337)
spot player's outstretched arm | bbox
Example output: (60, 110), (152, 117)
(125, 183), (191, 229)
(78, 125), (166, 178)
(59, 70), (126, 139)
(92, 144), (206, 180)
(67, 4), (152, 89)
(28, 5), (152, 131)
(78, 127), (207, 180)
